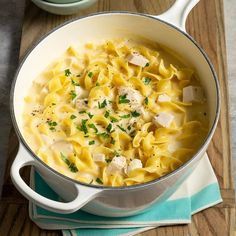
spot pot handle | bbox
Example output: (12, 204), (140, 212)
(155, 0), (200, 32)
(11, 144), (102, 214)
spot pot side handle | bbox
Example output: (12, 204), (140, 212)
(154, 0), (200, 32)
(10, 144), (102, 214)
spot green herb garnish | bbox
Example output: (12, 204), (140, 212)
(47, 121), (57, 126)
(97, 132), (109, 138)
(87, 112), (93, 119)
(119, 114), (130, 119)
(145, 62), (149, 67)
(70, 114), (77, 120)
(65, 69), (71, 77)
(96, 82), (100, 86)
(49, 127), (55, 131)
(78, 119), (88, 134)
(117, 125), (126, 133)
(60, 153), (78, 173)
(127, 125), (132, 131)
(104, 110), (110, 118)
(144, 97), (149, 105)
(88, 123), (98, 133)
(89, 140), (95, 145)
(88, 72), (93, 78)
(71, 79), (80, 86)
(98, 100), (107, 109)
(110, 116), (118, 123)
(143, 77), (151, 85)
(113, 150), (120, 157)
(96, 178), (103, 184)
(118, 94), (130, 104)
(70, 90), (77, 100)
(69, 163), (79, 173)
(110, 137), (115, 145)
(105, 158), (112, 163)
(131, 110), (141, 117)
(79, 111), (86, 114)
(106, 123), (113, 133)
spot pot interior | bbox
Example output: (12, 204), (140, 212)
(12, 12), (219, 165)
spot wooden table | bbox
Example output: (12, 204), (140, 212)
(0, 0), (235, 235)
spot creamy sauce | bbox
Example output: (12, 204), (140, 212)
(23, 39), (209, 186)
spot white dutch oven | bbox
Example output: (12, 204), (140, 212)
(10, 0), (220, 217)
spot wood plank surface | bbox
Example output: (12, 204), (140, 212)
(0, 0), (234, 235)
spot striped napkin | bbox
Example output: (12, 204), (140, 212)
(29, 153), (222, 236)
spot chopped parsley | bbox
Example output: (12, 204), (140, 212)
(144, 97), (149, 105)
(119, 114), (130, 119)
(104, 110), (110, 118)
(49, 127), (56, 131)
(106, 123), (113, 133)
(145, 62), (149, 67)
(131, 110), (141, 117)
(118, 94), (130, 104)
(96, 178), (103, 184)
(78, 119), (88, 134)
(64, 69), (72, 77)
(47, 121), (57, 127)
(71, 79), (80, 86)
(143, 77), (151, 85)
(60, 153), (78, 173)
(117, 125), (126, 133)
(98, 100), (107, 109)
(127, 125), (132, 131)
(79, 110), (86, 114)
(87, 112), (93, 119)
(89, 140), (95, 145)
(110, 116), (118, 123)
(88, 123), (98, 133)
(70, 90), (77, 100)
(70, 114), (77, 120)
(88, 72), (93, 78)
(105, 158), (112, 163)
(96, 82), (100, 86)
(97, 132), (109, 139)
(110, 137), (115, 145)
(113, 150), (120, 157)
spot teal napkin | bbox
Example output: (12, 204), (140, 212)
(29, 153), (222, 236)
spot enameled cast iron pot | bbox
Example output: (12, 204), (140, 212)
(10, 0), (220, 217)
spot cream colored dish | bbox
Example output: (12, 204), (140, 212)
(10, 0), (220, 216)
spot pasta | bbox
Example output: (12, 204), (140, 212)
(23, 39), (209, 186)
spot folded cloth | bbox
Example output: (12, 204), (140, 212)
(29, 153), (222, 236)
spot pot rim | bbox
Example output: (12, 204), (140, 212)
(10, 11), (220, 191)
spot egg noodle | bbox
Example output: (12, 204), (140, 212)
(23, 39), (208, 186)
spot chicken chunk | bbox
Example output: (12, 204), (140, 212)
(153, 112), (174, 128)
(126, 52), (149, 67)
(158, 94), (171, 102)
(107, 155), (127, 174)
(183, 86), (205, 103)
(93, 153), (106, 163)
(127, 159), (143, 175)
